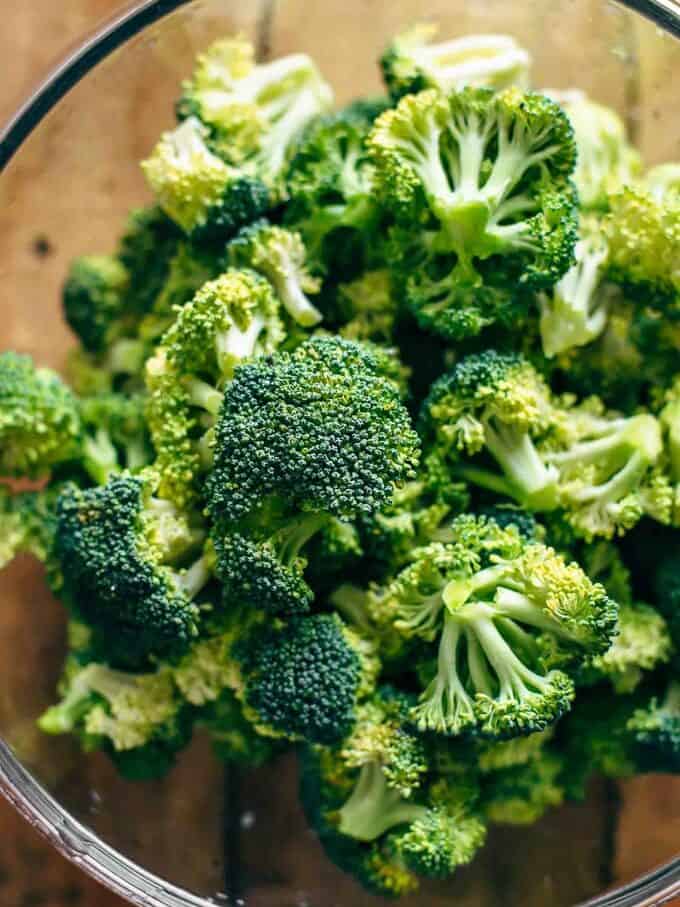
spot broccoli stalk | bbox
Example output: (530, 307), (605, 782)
(339, 761), (426, 841)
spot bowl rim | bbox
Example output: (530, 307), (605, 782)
(1, 1), (680, 905)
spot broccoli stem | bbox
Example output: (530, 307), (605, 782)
(216, 316), (266, 377)
(273, 512), (329, 564)
(38, 666), (98, 733)
(259, 86), (326, 181)
(329, 584), (374, 635)
(338, 761), (426, 842)
(493, 587), (578, 641)
(483, 420), (559, 510)
(173, 555), (212, 600)
(270, 264), (322, 327)
(106, 338), (147, 375)
(82, 429), (119, 485)
(125, 438), (149, 472)
(394, 589), (446, 638)
(566, 450), (647, 505)
(471, 612), (550, 701)
(183, 377), (223, 417)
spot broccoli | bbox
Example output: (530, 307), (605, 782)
(549, 90), (642, 211)
(53, 474), (209, 667)
(476, 727), (554, 772)
(117, 205), (183, 312)
(538, 215), (615, 357)
(62, 256), (130, 355)
(369, 87), (578, 339)
(655, 554), (680, 646)
(628, 679), (680, 773)
(38, 658), (191, 779)
(227, 219), (322, 326)
(0, 485), (59, 570)
(284, 104), (385, 277)
(334, 269), (400, 343)
(481, 749), (565, 824)
(421, 351), (560, 511)
(644, 162), (680, 203)
(238, 613), (379, 745)
(145, 269), (284, 508)
(195, 688), (280, 767)
(381, 26), (530, 101)
(0, 352), (81, 478)
(372, 515), (617, 737)
(141, 117), (272, 241)
(79, 392), (151, 484)
(176, 38), (333, 182)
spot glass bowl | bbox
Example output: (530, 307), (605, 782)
(1, 1), (679, 905)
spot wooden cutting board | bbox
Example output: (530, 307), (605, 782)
(0, 2), (678, 906)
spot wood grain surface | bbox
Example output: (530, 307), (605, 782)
(0, 2), (679, 907)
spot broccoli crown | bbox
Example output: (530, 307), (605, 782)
(368, 87), (577, 339)
(117, 206), (183, 317)
(603, 186), (680, 304)
(372, 515), (617, 738)
(551, 91), (642, 211)
(207, 335), (420, 523)
(53, 474), (206, 666)
(628, 680), (680, 773)
(380, 25), (530, 101)
(0, 352), (81, 478)
(481, 749), (564, 825)
(227, 219), (322, 327)
(241, 613), (379, 745)
(0, 484), (59, 570)
(62, 256), (130, 354)
(141, 117), (271, 239)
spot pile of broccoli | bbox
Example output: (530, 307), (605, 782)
(1, 25), (679, 897)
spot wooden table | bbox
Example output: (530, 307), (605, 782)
(0, 2), (679, 906)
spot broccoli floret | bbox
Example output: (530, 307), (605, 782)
(79, 392), (151, 484)
(285, 104), (385, 277)
(481, 748), (564, 825)
(644, 162), (680, 203)
(0, 485), (59, 570)
(195, 687), (279, 767)
(334, 269), (400, 343)
(227, 219), (322, 326)
(0, 352), (81, 478)
(177, 38), (333, 183)
(369, 87), (577, 340)
(53, 474), (209, 667)
(476, 727), (554, 772)
(549, 90), (642, 211)
(538, 215), (614, 357)
(62, 256), (130, 354)
(421, 351), (560, 511)
(628, 679), (680, 773)
(240, 614), (379, 745)
(39, 658), (191, 779)
(371, 515), (617, 738)
(380, 26), (530, 101)
(578, 602), (672, 693)
(207, 335), (420, 524)
(117, 205), (183, 315)
(475, 504), (541, 542)
(141, 117), (272, 241)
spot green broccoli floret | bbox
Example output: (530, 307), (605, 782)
(53, 473), (209, 667)
(578, 602), (672, 693)
(369, 87), (577, 339)
(62, 256), (130, 354)
(79, 392), (151, 484)
(0, 485), (59, 570)
(549, 90), (642, 211)
(38, 658), (191, 779)
(227, 219), (322, 326)
(284, 104), (385, 277)
(141, 117), (272, 241)
(117, 205), (183, 314)
(538, 215), (614, 357)
(481, 749), (564, 824)
(176, 38), (333, 182)
(0, 352), (81, 478)
(476, 727), (554, 771)
(334, 270), (400, 343)
(371, 515), (617, 738)
(145, 269), (284, 508)
(239, 614), (379, 745)
(628, 679), (680, 773)
(380, 25), (530, 101)
(421, 351), (560, 511)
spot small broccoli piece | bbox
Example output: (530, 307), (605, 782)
(0, 352), (81, 478)
(549, 90), (642, 211)
(644, 162), (680, 203)
(285, 104), (384, 277)
(39, 658), (191, 778)
(177, 39), (333, 183)
(79, 392), (151, 484)
(207, 335), (420, 524)
(381, 26), (530, 101)
(628, 680), (680, 773)
(117, 205), (183, 315)
(145, 270), (284, 508)
(578, 602), (672, 693)
(538, 215), (614, 357)
(333, 269), (400, 343)
(141, 117), (272, 241)
(421, 351), (560, 511)
(62, 256), (130, 354)
(370, 515), (617, 738)
(476, 727), (554, 772)
(482, 749), (564, 825)
(227, 220), (322, 326)
(369, 87), (577, 340)
(475, 504), (541, 542)
(240, 614), (379, 745)
(53, 474), (209, 667)
(0, 485), (59, 570)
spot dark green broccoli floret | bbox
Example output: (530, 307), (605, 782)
(53, 474), (209, 667)
(0, 484), (60, 570)
(62, 256), (130, 354)
(240, 613), (379, 746)
(380, 26), (530, 101)
(0, 352), (81, 478)
(117, 205), (183, 312)
(369, 87), (578, 340)
(655, 554), (680, 645)
(628, 680), (680, 773)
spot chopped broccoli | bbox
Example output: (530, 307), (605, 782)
(0, 485), (59, 570)
(628, 680), (680, 773)
(62, 256), (130, 355)
(79, 392), (151, 484)
(381, 26), (530, 101)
